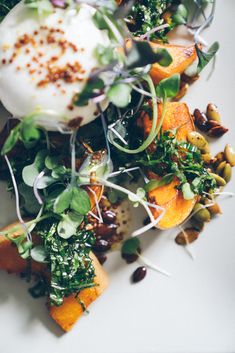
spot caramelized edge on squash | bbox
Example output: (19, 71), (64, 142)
(150, 42), (197, 84)
(140, 102), (197, 229)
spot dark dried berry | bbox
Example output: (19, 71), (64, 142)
(93, 239), (111, 252)
(102, 210), (117, 224)
(207, 125), (229, 138)
(132, 266), (147, 283)
(193, 109), (208, 131)
(96, 223), (117, 238)
(122, 247), (141, 264)
(122, 252), (139, 264)
(96, 253), (107, 265)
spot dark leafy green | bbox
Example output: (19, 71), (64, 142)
(196, 41), (219, 73)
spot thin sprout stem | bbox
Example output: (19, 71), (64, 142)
(4, 155), (31, 242)
(131, 84), (154, 98)
(87, 187), (103, 223)
(140, 23), (170, 40)
(138, 254), (171, 277)
(70, 130), (77, 186)
(97, 103), (111, 163)
(33, 170), (45, 205)
(111, 74), (160, 154)
(0, 213), (52, 237)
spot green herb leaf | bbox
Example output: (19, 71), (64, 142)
(182, 182), (195, 200)
(145, 174), (174, 192)
(95, 44), (116, 66)
(107, 83), (132, 108)
(1, 127), (20, 155)
(21, 119), (40, 144)
(126, 40), (172, 69)
(45, 155), (60, 170)
(31, 245), (47, 263)
(196, 42), (219, 73)
(22, 150), (54, 189)
(172, 4), (188, 25)
(54, 188), (73, 214)
(74, 77), (105, 106)
(121, 237), (140, 255)
(156, 74), (180, 99)
(18, 183), (41, 214)
(70, 187), (91, 215)
(57, 213), (83, 239)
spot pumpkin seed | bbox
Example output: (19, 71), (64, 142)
(193, 109), (208, 132)
(205, 199), (222, 215)
(191, 218), (205, 232)
(187, 131), (207, 150)
(224, 144), (235, 167)
(222, 163), (232, 182)
(192, 203), (211, 223)
(215, 160), (226, 175)
(202, 153), (214, 164)
(201, 142), (210, 154)
(174, 82), (189, 101)
(175, 228), (200, 245)
(206, 103), (221, 123)
(214, 152), (225, 167)
(207, 125), (228, 138)
(209, 172), (226, 186)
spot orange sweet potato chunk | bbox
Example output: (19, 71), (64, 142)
(0, 222), (108, 332)
(141, 102), (197, 229)
(150, 43), (197, 84)
(50, 253), (109, 332)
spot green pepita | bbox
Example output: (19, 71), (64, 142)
(202, 153), (214, 164)
(206, 103), (221, 123)
(224, 144), (235, 167)
(187, 131), (207, 150)
(215, 160), (226, 175)
(210, 172), (226, 186)
(192, 203), (211, 223)
(222, 163), (232, 183)
(191, 218), (205, 232)
(214, 151), (225, 167)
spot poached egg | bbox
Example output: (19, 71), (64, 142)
(0, 1), (110, 130)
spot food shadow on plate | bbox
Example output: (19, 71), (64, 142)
(0, 271), (63, 337)
(105, 202), (174, 274)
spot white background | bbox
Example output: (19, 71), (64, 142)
(0, 1), (235, 352)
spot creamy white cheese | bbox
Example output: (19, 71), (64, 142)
(0, 1), (110, 130)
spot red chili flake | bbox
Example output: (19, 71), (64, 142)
(34, 31), (39, 36)
(2, 59), (6, 65)
(50, 56), (59, 62)
(47, 35), (56, 44)
(25, 48), (30, 54)
(29, 69), (36, 75)
(32, 56), (39, 63)
(67, 104), (74, 111)
(16, 66), (21, 71)
(40, 39), (44, 45)
(26, 63), (31, 68)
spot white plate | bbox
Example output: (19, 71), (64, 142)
(0, 1), (235, 352)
